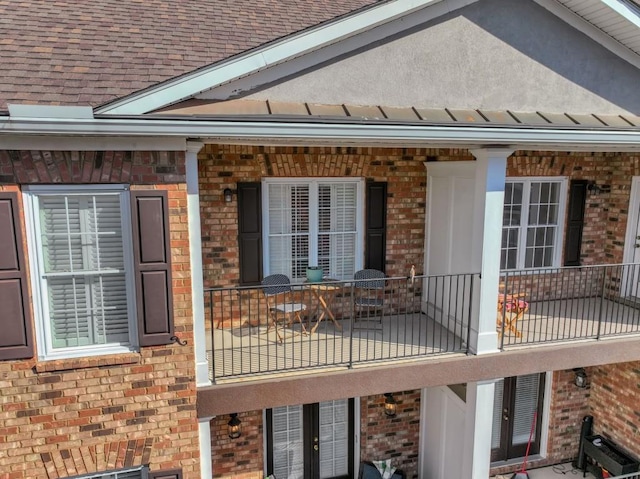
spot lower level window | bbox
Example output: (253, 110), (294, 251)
(25, 186), (137, 359)
(70, 466), (146, 479)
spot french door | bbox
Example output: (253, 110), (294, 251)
(266, 399), (354, 479)
(491, 373), (545, 462)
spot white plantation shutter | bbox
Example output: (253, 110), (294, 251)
(272, 405), (305, 479)
(37, 193), (130, 350)
(265, 180), (360, 280)
(512, 374), (540, 444)
(268, 184), (310, 280)
(491, 379), (505, 449)
(319, 400), (349, 479)
(318, 184), (357, 279)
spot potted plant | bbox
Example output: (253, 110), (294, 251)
(306, 265), (323, 283)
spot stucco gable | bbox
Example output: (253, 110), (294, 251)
(199, 0), (640, 115)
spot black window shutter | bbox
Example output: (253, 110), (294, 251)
(148, 469), (182, 479)
(564, 179), (588, 266)
(365, 182), (387, 273)
(131, 191), (174, 346)
(0, 192), (34, 360)
(237, 182), (263, 285)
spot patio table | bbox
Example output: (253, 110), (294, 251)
(304, 279), (344, 333)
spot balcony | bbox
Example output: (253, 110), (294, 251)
(499, 263), (640, 348)
(204, 273), (475, 382)
(203, 264), (640, 382)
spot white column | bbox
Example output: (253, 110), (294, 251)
(462, 380), (498, 479)
(185, 141), (210, 387)
(468, 148), (513, 354)
(199, 416), (214, 479)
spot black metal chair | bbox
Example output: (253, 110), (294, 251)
(262, 274), (308, 342)
(352, 269), (386, 329)
(358, 461), (405, 479)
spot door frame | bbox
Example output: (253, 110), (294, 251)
(491, 373), (546, 463)
(622, 176), (640, 298)
(265, 399), (356, 479)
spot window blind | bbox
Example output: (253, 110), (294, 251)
(38, 194), (129, 349)
(272, 405), (305, 479)
(319, 399), (349, 479)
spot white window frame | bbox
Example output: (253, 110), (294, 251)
(67, 465), (147, 479)
(262, 177), (365, 280)
(501, 177), (568, 271)
(24, 184), (138, 360)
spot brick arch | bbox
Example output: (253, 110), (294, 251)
(40, 438), (154, 479)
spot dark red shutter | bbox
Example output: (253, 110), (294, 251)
(365, 182), (387, 273)
(0, 192), (34, 360)
(564, 180), (588, 267)
(131, 191), (174, 346)
(148, 469), (182, 479)
(237, 182), (263, 285)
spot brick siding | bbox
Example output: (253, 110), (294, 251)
(589, 361), (640, 459)
(360, 391), (421, 479)
(210, 412), (264, 479)
(0, 150), (199, 479)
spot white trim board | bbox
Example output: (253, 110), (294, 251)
(3, 116), (640, 151)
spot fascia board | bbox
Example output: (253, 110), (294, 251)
(2, 116), (640, 151)
(534, 0), (640, 69)
(94, 0), (477, 116)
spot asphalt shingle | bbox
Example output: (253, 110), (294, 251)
(0, 0), (381, 110)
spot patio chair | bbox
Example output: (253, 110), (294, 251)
(352, 269), (386, 329)
(358, 461), (406, 479)
(262, 274), (308, 342)
(496, 292), (528, 339)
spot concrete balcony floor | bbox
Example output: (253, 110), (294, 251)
(206, 311), (466, 382)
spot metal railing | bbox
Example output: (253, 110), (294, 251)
(499, 263), (640, 348)
(204, 273), (476, 381)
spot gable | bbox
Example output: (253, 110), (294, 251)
(198, 0), (640, 115)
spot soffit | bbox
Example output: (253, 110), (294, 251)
(554, 0), (640, 54)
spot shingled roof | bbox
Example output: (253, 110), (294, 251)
(0, 0), (380, 111)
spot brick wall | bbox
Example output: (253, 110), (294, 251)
(0, 150), (200, 479)
(211, 411), (264, 479)
(199, 144), (471, 327)
(589, 361), (640, 459)
(360, 391), (421, 479)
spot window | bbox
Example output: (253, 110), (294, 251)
(263, 179), (364, 280)
(69, 466), (146, 479)
(501, 178), (567, 270)
(25, 186), (136, 359)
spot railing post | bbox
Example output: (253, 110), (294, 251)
(500, 271), (508, 349)
(209, 290), (216, 384)
(466, 274), (474, 353)
(596, 265), (607, 340)
(348, 281), (355, 369)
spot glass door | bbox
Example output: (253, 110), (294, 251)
(492, 373), (545, 462)
(267, 399), (354, 479)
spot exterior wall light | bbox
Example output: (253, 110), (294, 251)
(228, 413), (241, 438)
(384, 393), (397, 417)
(223, 188), (234, 203)
(574, 368), (588, 388)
